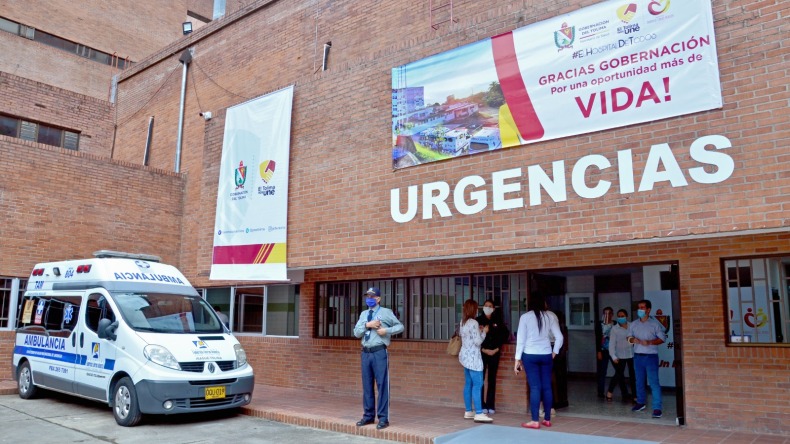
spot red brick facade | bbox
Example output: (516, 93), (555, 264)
(0, 72), (115, 156)
(0, 136), (185, 277)
(0, 0), (787, 437)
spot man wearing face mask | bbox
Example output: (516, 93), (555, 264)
(627, 299), (666, 419)
(353, 287), (404, 430)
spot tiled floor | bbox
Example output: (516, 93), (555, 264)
(1, 379), (787, 443)
(239, 382), (787, 444)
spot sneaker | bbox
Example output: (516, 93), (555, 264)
(652, 409), (662, 418)
(632, 403), (646, 412)
(464, 411), (474, 419)
(473, 413), (493, 423)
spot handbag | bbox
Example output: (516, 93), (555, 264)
(446, 333), (461, 356)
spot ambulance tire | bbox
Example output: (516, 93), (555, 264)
(113, 377), (142, 427)
(17, 362), (38, 399)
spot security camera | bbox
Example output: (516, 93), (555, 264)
(199, 111), (212, 121)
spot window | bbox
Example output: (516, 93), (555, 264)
(17, 294), (82, 336)
(1, 277), (26, 329)
(724, 256), (789, 344)
(85, 293), (115, 333)
(0, 15), (133, 68)
(317, 273), (528, 341)
(201, 285), (300, 336)
(0, 113), (80, 150)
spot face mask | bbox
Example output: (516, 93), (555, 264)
(617, 317), (627, 325)
(483, 307), (494, 316)
(637, 309), (646, 318)
(366, 298), (378, 308)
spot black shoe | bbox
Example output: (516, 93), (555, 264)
(356, 418), (374, 427)
(376, 421), (390, 430)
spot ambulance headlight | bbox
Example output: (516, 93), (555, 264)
(144, 345), (180, 370)
(234, 344), (247, 367)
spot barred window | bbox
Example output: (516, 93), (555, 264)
(317, 273), (527, 341)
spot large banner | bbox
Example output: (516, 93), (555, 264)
(392, 0), (721, 168)
(210, 86), (293, 281)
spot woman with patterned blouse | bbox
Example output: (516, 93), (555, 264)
(459, 299), (493, 423)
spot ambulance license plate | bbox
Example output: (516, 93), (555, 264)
(205, 386), (226, 400)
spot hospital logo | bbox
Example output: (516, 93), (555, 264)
(193, 340), (208, 349)
(617, 4), (638, 23)
(234, 161), (247, 190)
(648, 0), (670, 16)
(92, 342), (100, 359)
(554, 22), (575, 51)
(259, 160), (276, 184)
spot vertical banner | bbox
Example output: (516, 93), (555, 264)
(392, 0), (721, 169)
(210, 86), (294, 281)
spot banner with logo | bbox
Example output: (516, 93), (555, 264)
(391, 0), (721, 168)
(210, 86), (293, 281)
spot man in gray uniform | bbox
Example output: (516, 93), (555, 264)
(353, 287), (404, 430)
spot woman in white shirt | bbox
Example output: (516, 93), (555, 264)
(514, 293), (563, 429)
(459, 299), (493, 423)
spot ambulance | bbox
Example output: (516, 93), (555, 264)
(12, 251), (254, 426)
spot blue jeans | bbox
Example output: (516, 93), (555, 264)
(463, 368), (484, 414)
(522, 353), (553, 421)
(634, 353), (661, 411)
(361, 348), (390, 421)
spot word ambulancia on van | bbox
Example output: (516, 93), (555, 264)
(13, 251), (254, 426)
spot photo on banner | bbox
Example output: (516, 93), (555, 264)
(210, 86), (294, 281)
(391, 0), (722, 169)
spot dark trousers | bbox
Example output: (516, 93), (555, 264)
(361, 348), (390, 421)
(553, 353), (569, 408)
(597, 349), (614, 396)
(608, 357), (636, 400)
(480, 352), (500, 410)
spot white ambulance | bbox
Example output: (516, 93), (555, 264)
(12, 251), (254, 426)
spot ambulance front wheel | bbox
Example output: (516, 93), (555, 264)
(17, 362), (38, 399)
(113, 377), (142, 426)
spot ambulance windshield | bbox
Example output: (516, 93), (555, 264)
(112, 292), (224, 334)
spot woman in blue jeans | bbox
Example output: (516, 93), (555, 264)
(459, 299), (493, 423)
(514, 293), (563, 429)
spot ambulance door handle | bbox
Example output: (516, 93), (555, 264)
(80, 332), (84, 348)
(72, 332), (76, 347)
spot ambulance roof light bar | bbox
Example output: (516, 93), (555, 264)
(93, 250), (162, 262)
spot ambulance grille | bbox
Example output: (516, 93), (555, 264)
(178, 361), (236, 372)
(217, 361), (236, 371)
(179, 362), (205, 372)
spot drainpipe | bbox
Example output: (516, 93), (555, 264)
(175, 48), (193, 173)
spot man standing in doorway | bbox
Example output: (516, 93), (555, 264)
(628, 299), (666, 419)
(353, 287), (404, 430)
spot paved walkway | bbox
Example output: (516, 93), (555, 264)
(1, 380), (786, 443)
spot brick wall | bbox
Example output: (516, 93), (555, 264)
(240, 232), (790, 435)
(1, 0), (191, 62)
(0, 72), (115, 156)
(0, 331), (13, 380)
(0, 38), (121, 100)
(0, 136), (185, 277)
(111, 0), (789, 278)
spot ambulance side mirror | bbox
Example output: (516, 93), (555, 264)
(98, 319), (118, 341)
